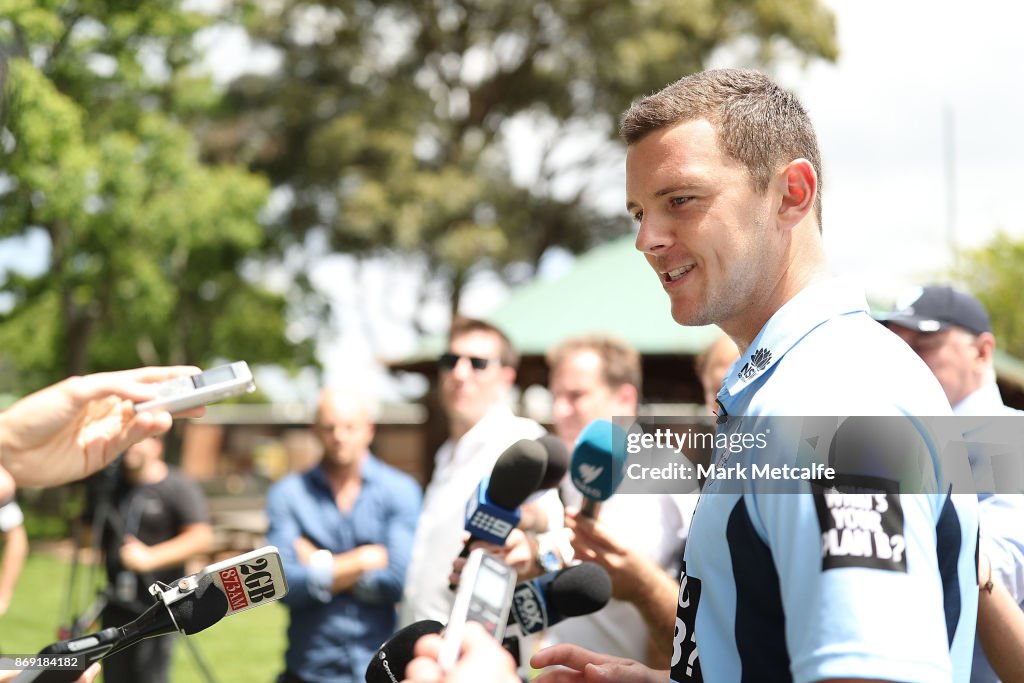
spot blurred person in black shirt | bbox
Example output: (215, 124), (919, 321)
(93, 435), (213, 683)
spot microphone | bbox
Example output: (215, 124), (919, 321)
(459, 438), (547, 550)
(15, 547), (288, 683)
(365, 619), (444, 683)
(535, 433), (570, 491)
(449, 439), (546, 589)
(507, 562), (612, 635)
(570, 420), (627, 518)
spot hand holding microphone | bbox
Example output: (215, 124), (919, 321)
(366, 562), (612, 683)
(460, 439), (547, 549)
(570, 419), (628, 519)
(448, 439), (547, 590)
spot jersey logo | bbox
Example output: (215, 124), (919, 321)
(670, 562), (703, 682)
(737, 347), (772, 380)
(812, 476), (906, 572)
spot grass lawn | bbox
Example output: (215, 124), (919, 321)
(1, 552), (289, 683)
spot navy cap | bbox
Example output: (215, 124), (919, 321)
(881, 285), (991, 336)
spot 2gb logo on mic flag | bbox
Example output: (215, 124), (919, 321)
(209, 550), (288, 615)
(812, 475), (906, 572)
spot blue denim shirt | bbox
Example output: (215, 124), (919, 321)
(266, 455), (422, 682)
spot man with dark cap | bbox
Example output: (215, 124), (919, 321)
(883, 284), (1024, 683)
(882, 285), (1014, 416)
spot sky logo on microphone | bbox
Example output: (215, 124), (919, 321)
(577, 463), (603, 485)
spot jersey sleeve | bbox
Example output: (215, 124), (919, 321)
(748, 485), (960, 683)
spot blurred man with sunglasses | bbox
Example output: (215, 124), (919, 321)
(399, 317), (562, 627)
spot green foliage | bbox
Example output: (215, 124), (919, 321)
(956, 230), (1024, 358)
(0, 3), (315, 391)
(213, 0), (838, 320)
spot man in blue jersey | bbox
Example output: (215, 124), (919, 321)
(529, 69), (979, 683)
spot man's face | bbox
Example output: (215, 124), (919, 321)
(316, 398), (375, 470)
(123, 437), (163, 473)
(440, 330), (513, 426)
(627, 119), (780, 334)
(549, 349), (635, 447)
(888, 325), (985, 407)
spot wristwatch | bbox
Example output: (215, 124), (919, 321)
(534, 533), (564, 573)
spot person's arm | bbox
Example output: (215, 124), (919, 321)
(977, 495), (1024, 601)
(351, 474), (422, 604)
(265, 481), (323, 608)
(0, 521), (28, 616)
(119, 523), (213, 573)
(530, 643), (667, 683)
(0, 367), (201, 487)
(976, 550), (1024, 682)
(566, 509), (679, 655)
(293, 535), (388, 595)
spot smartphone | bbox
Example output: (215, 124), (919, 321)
(438, 548), (517, 670)
(134, 361), (256, 413)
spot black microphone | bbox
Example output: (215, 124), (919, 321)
(15, 547), (288, 683)
(535, 434), (570, 491)
(507, 562), (612, 635)
(455, 438), (547, 560)
(365, 620), (444, 683)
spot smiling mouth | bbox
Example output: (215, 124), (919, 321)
(663, 264), (695, 283)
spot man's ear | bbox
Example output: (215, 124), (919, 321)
(613, 383), (639, 414)
(777, 158), (817, 231)
(975, 331), (996, 365)
(501, 366), (517, 388)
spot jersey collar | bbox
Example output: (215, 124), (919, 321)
(719, 278), (869, 406)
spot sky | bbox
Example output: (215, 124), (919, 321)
(4, 0), (1024, 399)
(771, 0), (1024, 300)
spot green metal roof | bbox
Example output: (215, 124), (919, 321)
(396, 235), (721, 363)
(489, 235), (720, 354)
(394, 235), (1024, 394)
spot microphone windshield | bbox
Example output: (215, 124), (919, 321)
(536, 434), (570, 490)
(486, 439), (547, 509)
(548, 562), (612, 617)
(170, 575), (229, 635)
(570, 419), (627, 502)
(365, 620), (444, 683)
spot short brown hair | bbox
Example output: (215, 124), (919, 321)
(448, 316), (520, 370)
(620, 68), (823, 229)
(546, 334), (642, 395)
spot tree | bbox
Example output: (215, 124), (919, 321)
(0, 3), (315, 392)
(209, 0), (838, 326)
(957, 231), (1024, 359)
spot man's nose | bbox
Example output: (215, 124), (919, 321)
(634, 212), (674, 257)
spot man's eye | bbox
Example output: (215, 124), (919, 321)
(670, 196), (690, 207)
(631, 211), (643, 222)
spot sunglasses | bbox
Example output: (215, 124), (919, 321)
(438, 353), (499, 371)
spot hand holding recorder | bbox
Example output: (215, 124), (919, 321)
(0, 367), (199, 487)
